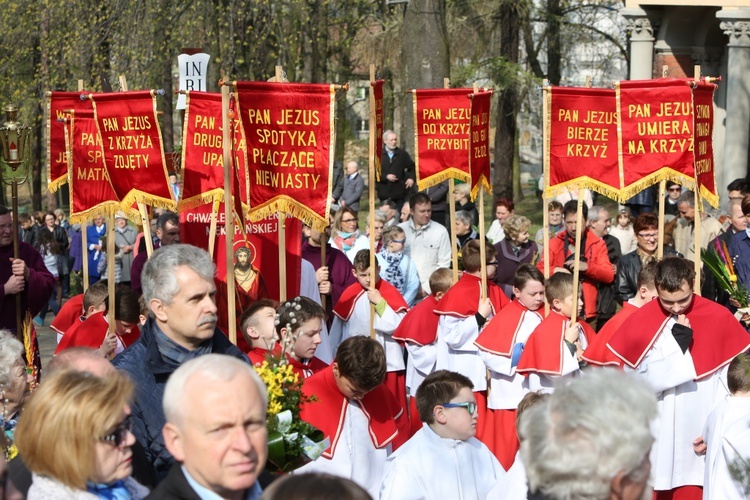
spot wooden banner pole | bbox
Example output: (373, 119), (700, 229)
(275, 65), (288, 302)
(75, 80), (91, 292)
(208, 198), (220, 259)
(657, 180), (666, 259)
(445, 78), (459, 283)
(369, 65), (377, 339)
(570, 197), (584, 326)
(693, 65), (702, 295)
(106, 213), (116, 337)
(222, 84), (237, 345)
(473, 84), (487, 300)
(542, 81), (551, 315)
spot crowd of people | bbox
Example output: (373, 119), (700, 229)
(0, 131), (749, 499)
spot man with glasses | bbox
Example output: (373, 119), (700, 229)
(0, 206), (55, 335)
(536, 200), (614, 323)
(673, 190), (724, 262)
(617, 212), (676, 304)
(665, 181), (682, 220)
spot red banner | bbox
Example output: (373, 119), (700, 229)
(371, 80), (384, 181)
(469, 90), (492, 201)
(545, 87), (620, 200)
(616, 79), (696, 198)
(413, 88), (472, 190)
(64, 111), (136, 223)
(47, 92), (92, 192)
(179, 91), (250, 219)
(693, 82), (718, 209)
(90, 90), (176, 211)
(180, 204), (302, 302)
(235, 81), (335, 232)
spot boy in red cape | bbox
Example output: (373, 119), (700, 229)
(582, 261), (658, 367)
(535, 200), (614, 322)
(277, 296), (328, 379)
(54, 285), (141, 357)
(435, 239), (510, 440)
(392, 268), (453, 437)
(330, 249), (409, 423)
(298, 336), (404, 498)
(239, 298), (282, 366)
(475, 264), (545, 470)
(516, 272), (593, 392)
(50, 280), (108, 343)
(607, 257), (750, 499)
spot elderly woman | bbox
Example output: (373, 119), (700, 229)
(329, 206), (369, 262)
(454, 210), (479, 250)
(15, 369), (148, 499)
(0, 331), (33, 463)
(378, 226), (421, 306)
(488, 198), (515, 244)
(367, 210), (387, 253)
(453, 183), (479, 227)
(616, 212), (675, 304)
(493, 214), (538, 298)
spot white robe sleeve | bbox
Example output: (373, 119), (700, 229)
(631, 327), (697, 394)
(440, 315), (480, 352)
(373, 304), (404, 335)
(479, 350), (515, 377)
(329, 316), (345, 354)
(406, 342), (437, 379)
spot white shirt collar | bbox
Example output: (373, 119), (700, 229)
(181, 465), (262, 500)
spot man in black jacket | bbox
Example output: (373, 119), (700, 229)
(377, 130), (415, 210)
(113, 244), (247, 482)
(587, 206), (621, 331)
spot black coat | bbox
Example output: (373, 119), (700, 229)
(377, 148), (415, 203)
(597, 234), (622, 316)
(616, 247), (676, 303)
(113, 317), (247, 482)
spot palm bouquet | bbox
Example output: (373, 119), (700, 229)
(701, 239), (749, 308)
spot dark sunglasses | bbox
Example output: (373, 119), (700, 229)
(99, 414), (134, 447)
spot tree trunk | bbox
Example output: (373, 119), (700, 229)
(547, 0), (562, 85)
(493, 0), (521, 202)
(400, 0), (450, 155)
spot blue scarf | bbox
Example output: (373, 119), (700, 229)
(379, 248), (405, 294)
(86, 480), (131, 500)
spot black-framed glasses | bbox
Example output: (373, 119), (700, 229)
(637, 232), (658, 240)
(341, 218), (357, 224)
(99, 414), (133, 447)
(442, 402), (477, 415)
(390, 239), (406, 245)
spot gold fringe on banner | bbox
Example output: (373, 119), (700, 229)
(69, 202), (138, 225)
(619, 169), (697, 203)
(47, 176), (67, 194)
(177, 190), (225, 213)
(249, 195), (329, 234)
(470, 176), (492, 202)
(699, 186), (720, 210)
(544, 178), (622, 203)
(119, 191), (177, 214)
(416, 169), (471, 192)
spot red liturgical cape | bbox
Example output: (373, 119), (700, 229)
(55, 311), (140, 354)
(581, 301), (639, 367)
(474, 300), (544, 356)
(392, 295), (440, 346)
(286, 354), (329, 380)
(50, 294), (84, 336)
(607, 295), (750, 380)
(246, 344), (283, 367)
(333, 279), (409, 321)
(300, 365), (400, 459)
(434, 273), (509, 318)
(516, 311), (594, 376)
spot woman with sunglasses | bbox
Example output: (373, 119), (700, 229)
(330, 207), (369, 263)
(15, 369), (148, 499)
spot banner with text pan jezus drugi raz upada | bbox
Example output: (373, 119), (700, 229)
(235, 81), (335, 233)
(90, 90), (176, 211)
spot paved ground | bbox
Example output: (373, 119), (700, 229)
(35, 320), (57, 369)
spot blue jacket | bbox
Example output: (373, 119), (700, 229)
(112, 317), (247, 482)
(729, 230), (750, 290)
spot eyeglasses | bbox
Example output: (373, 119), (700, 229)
(341, 218), (357, 224)
(390, 239), (405, 245)
(99, 414), (133, 447)
(442, 402), (477, 415)
(668, 187), (681, 192)
(637, 232), (658, 240)
(486, 261), (499, 267)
